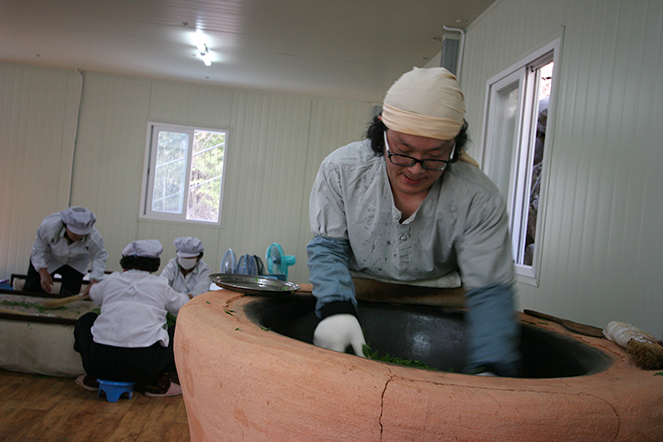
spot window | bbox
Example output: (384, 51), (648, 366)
(140, 123), (228, 224)
(482, 39), (559, 284)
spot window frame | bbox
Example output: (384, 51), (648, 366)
(480, 37), (560, 286)
(139, 122), (229, 226)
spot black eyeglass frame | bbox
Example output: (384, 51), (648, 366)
(383, 132), (455, 171)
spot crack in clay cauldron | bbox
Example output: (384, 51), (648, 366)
(244, 294), (613, 378)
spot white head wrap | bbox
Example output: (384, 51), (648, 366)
(174, 236), (204, 258)
(122, 240), (163, 258)
(59, 206), (97, 235)
(382, 67), (466, 141)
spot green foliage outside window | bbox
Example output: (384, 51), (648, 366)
(149, 126), (226, 223)
(188, 130), (225, 222)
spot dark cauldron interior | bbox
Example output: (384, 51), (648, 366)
(244, 294), (612, 378)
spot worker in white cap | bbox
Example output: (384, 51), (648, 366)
(160, 237), (212, 298)
(307, 67), (519, 376)
(73, 239), (190, 397)
(24, 206), (108, 296)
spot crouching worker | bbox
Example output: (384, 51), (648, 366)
(161, 236), (212, 298)
(73, 240), (190, 397)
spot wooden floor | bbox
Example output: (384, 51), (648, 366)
(0, 368), (190, 442)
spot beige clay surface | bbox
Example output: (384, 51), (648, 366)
(175, 290), (663, 441)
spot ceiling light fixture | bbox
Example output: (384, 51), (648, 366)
(197, 42), (212, 67)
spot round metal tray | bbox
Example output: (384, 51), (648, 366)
(209, 273), (300, 296)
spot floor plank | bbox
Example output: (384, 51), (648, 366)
(0, 369), (189, 442)
(0, 408), (47, 442)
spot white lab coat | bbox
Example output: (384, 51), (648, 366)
(89, 270), (189, 348)
(160, 258), (212, 297)
(30, 213), (108, 281)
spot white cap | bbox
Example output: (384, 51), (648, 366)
(174, 236), (204, 258)
(122, 240), (163, 258)
(59, 206), (97, 235)
(382, 67), (466, 140)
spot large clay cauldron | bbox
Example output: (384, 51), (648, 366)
(174, 290), (663, 441)
(246, 294), (612, 378)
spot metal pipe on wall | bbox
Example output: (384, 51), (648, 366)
(442, 26), (466, 85)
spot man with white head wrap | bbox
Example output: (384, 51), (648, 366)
(307, 67), (519, 376)
(24, 206), (108, 296)
(160, 236), (212, 298)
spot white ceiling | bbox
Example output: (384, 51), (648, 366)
(0, 0), (495, 102)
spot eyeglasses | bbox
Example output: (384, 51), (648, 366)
(383, 132), (454, 171)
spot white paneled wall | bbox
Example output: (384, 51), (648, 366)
(0, 63), (81, 279)
(216, 92), (312, 277)
(1, 65), (374, 285)
(71, 73), (152, 268)
(461, 0), (663, 336)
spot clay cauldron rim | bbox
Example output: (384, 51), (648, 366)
(174, 290), (663, 442)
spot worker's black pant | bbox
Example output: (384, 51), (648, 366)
(23, 262), (84, 296)
(73, 312), (177, 384)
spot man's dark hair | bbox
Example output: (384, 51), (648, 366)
(119, 255), (161, 273)
(365, 114), (469, 162)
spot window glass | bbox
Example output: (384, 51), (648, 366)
(142, 123), (228, 224)
(187, 130), (226, 222)
(152, 131), (188, 214)
(523, 61), (553, 265)
(485, 76), (521, 199)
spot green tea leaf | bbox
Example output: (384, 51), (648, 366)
(363, 344), (437, 371)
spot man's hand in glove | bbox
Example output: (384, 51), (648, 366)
(313, 314), (366, 357)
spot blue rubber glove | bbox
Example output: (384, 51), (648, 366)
(313, 314), (366, 357)
(464, 284), (520, 377)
